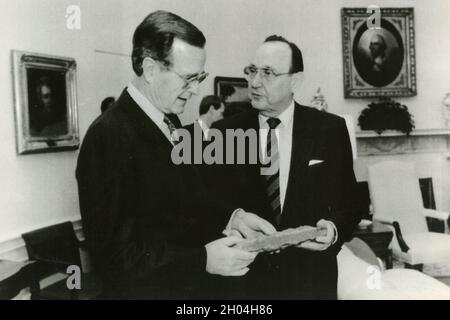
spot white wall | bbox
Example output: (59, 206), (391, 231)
(92, 0), (450, 127)
(1, 0), (449, 245)
(0, 0), (98, 242)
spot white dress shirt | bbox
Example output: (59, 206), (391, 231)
(196, 118), (210, 139)
(259, 101), (338, 242)
(127, 83), (173, 143)
(258, 101), (295, 212)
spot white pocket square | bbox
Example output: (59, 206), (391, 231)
(308, 159), (324, 166)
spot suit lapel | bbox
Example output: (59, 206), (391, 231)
(240, 107), (317, 225)
(282, 104), (316, 220)
(118, 89), (174, 157)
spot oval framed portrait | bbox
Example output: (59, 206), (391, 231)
(342, 8), (416, 98)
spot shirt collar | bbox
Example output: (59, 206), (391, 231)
(127, 82), (165, 128)
(197, 118), (209, 131)
(258, 100), (295, 128)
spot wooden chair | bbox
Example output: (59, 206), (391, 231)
(22, 221), (101, 300)
(0, 260), (35, 299)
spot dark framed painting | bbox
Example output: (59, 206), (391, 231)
(214, 76), (252, 117)
(342, 8), (416, 98)
(12, 51), (79, 154)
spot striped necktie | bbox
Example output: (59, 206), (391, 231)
(264, 117), (282, 225)
(163, 114), (181, 145)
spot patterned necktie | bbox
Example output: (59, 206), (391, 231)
(163, 114), (181, 145)
(264, 117), (282, 225)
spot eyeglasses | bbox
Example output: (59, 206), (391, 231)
(158, 61), (209, 89)
(243, 65), (292, 82)
(172, 69), (209, 89)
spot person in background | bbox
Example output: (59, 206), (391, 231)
(100, 96), (115, 113)
(185, 95), (224, 139)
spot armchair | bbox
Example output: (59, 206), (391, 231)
(337, 238), (450, 299)
(367, 161), (450, 270)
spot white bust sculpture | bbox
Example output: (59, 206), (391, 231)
(443, 91), (450, 127)
(311, 87), (328, 112)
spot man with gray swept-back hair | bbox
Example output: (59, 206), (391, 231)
(76, 11), (275, 299)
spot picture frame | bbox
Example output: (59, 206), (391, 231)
(12, 50), (79, 154)
(214, 76), (251, 117)
(341, 8), (416, 98)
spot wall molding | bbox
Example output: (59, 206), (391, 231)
(0, 216), (83, 261)
(0, 216), (84, 299)
(356, 129), (450, 156)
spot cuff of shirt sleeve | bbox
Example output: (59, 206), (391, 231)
(330, 221), (338, 245)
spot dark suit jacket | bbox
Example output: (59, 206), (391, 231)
(76, 89), (230, 299)
(184, 120), (203, 139)
(183, 121), (207, 161)
(183, 121), (211, 180)
(208, 104), (363, 299)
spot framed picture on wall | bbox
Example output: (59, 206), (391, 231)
(12, 51), (79, 154)
(214, 76), (251, 117)
(341, 8), (416, 98)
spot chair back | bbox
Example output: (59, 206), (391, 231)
(22, 222), (81, 269)
(21, 222), (102, 300)
(368, 161), (427, 235)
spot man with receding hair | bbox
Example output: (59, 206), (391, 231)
(210, 35), (362, 299)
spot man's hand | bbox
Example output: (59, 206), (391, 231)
(227, 210), (276, 239)
(297, 219), (336, 251)
(205, 236), (258, 276)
